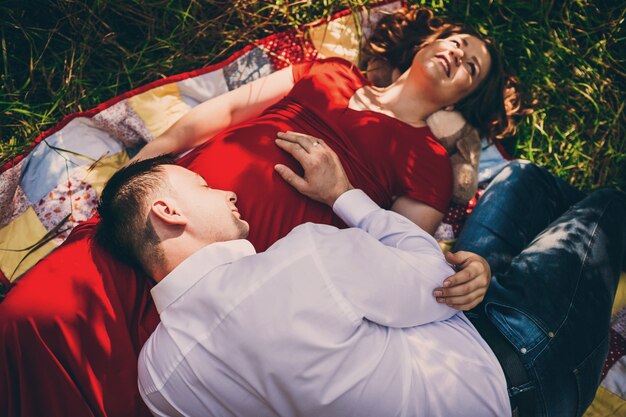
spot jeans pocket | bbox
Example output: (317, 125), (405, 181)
(574, 336), (608, 416)
(487, 303), (547, 354)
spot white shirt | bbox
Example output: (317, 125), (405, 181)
(138, 190), (510, 417)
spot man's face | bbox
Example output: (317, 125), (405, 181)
(164, 165), (249, 243)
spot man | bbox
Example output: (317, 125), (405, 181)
(97, 132), (625, 417)
(96, 132), (510, 416)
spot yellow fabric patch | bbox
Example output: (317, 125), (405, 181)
(437, 240), (454, 253)
(80, 151), (129, 195)
(0, 207), (58, 281)
(584, 386), (626, 417)
(308, 14), (361, 64)
(611, 272), (626, 316)
(128, 83), (191, 138)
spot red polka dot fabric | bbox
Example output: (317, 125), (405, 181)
(257, 28), (319, 70)
(602, 329), (626, 379)
(441, 183), (487, 238)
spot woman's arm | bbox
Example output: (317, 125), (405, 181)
(131, 66), (296, 162)
(391, 196), (444, 236)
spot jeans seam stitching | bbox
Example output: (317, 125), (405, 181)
(553, 198), (612, 337)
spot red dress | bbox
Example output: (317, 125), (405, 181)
(179, 58), (452, 251)
(0, 58), (451, 416)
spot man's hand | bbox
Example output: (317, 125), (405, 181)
(432, 251), (491, 310)
(274, 131), (353, 206)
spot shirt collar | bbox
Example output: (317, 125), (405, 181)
(151, 239), (256, 314)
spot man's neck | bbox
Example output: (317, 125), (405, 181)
(152, 238), (214, 282)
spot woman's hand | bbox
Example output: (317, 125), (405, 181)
(432, 251), (491, 310)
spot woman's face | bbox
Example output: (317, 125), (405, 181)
(412, 33), (492, 107)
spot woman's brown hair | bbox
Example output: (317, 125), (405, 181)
(364, 6), (529, 140)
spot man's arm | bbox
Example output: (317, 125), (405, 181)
(275, 130), (490, 311)
(274, 132), (457, 327)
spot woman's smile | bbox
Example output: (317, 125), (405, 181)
(435, 55), (451, 77)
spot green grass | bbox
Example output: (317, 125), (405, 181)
(436, 0), (625, 190)
(1, 0), (624, 191)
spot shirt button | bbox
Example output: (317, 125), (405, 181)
(520, 347), (527, 354)
(548, 331), (555, 338)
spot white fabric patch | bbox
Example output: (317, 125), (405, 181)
(177, 68), (229, 107)
(20, 117), (123, 204)
(601, 355), (626, 398)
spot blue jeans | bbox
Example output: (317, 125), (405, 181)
(455, 160), (626, 417)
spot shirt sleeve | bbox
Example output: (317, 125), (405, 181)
(308, 189), (457, 328)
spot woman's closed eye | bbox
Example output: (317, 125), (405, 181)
(468, 62), (477, 76)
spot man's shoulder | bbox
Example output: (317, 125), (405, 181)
(264, 223), (372, 260)
(277, 222), (366, 246)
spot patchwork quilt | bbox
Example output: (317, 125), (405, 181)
(0, 1), (624, 415)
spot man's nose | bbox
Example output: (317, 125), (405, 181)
(227, 192), (237, 203)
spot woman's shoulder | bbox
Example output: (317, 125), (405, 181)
(292, 57), (369, 85)
(315, 56), (359, 69)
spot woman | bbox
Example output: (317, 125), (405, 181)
(132, 7), (521, 248)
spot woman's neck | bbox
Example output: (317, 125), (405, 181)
(368, 70), (441, 127)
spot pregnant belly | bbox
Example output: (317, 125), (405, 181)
(177, 115), (338, 251)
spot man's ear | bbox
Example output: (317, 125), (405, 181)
(150, 198), (187, 226)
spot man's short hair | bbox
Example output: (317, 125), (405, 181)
(95, 155), (177, 273)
